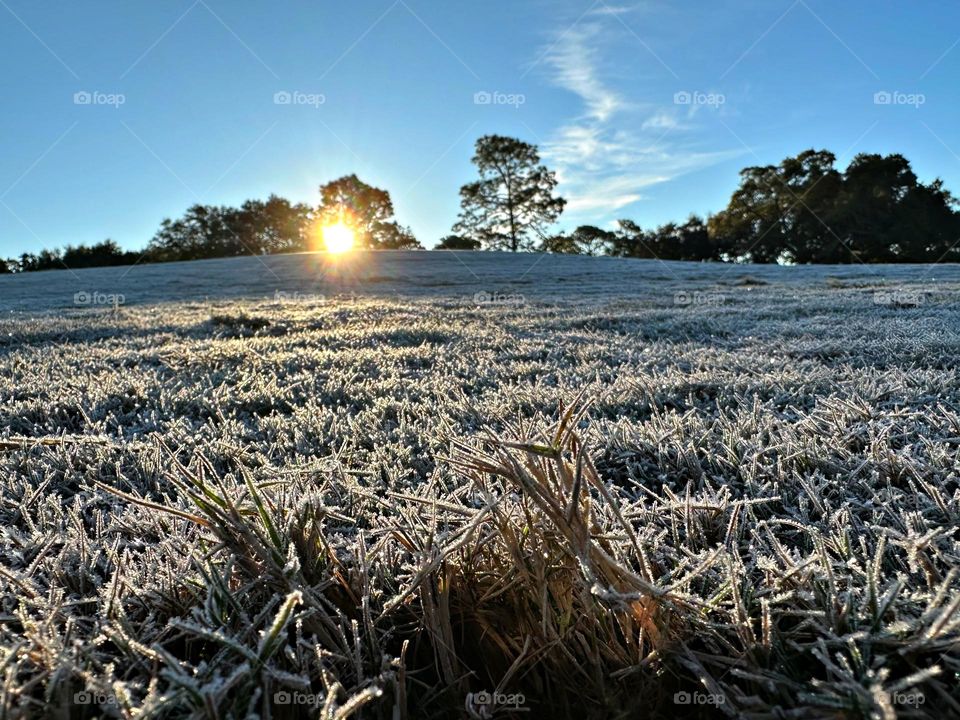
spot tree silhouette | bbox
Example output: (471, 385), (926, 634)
(454, 135), (565, 252)
(146, 205), (244, 262)
(62, 239), (138, 268)
(317, 175), (420, 249)
(236, 196), (312, 254)
(4, 240), (137, 272)
(607, 220), (647, 258)
(710, 149), (960, 263)
(649, 216), (718, 261)
(608, 217), (720, 261)
(436, 234), (481, 250)
(709, 150), (844, 263)
(541, 225), (614, 255)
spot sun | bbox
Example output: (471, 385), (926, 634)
(321, 221), (356, 254)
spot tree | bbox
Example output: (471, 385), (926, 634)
(378, 224), (420, 250)
(892, 178), (960, 262)
(541, 225), (615, 255)
(777, 150), (845, 263)
(16, 253), (38, 272)
(709, 163), (796, 263)
(710, 150), (846, 263)
(146, 197), (322, 261)
(706, 149), (960, 264)
(649, 216), (719, 261)
(236, 196), (313, 254)
(61, 240), (139, 268)
(436, 234), (481, 250)
(454, 135), (565, 252)
(3, 241), (136, 272)
(608, 220), (648, 258)
(540, 232), (578, 254)
(13, 248), (65, 272)
(317, 175), (421, 249)
(569, 225), (615, 255)
(146, 205), (246, 262)
(606, 217), (720, 261)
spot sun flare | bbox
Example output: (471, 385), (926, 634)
(321, 221), (356, 254)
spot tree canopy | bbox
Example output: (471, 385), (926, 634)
(454, 135), (566, 252)
(708, 150), (960, 263)
(541, 226), (615, 255)
(144, 195), (314, 263)
(317, 175), (420, 250)
(436, 234), (481, 250)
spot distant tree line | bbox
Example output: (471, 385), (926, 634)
(2, 175), (420, 273)
(529, 149), (960, 263)
(4, 142), (959, 273)
(3, 239), (140, 273)
(708, 150), (960, 263)
(445, 141), (959, 263)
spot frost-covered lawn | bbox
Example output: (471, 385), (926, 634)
(1, 255), (959, 719)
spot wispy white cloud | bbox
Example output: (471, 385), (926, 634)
(641, 111), (678, 131)
(544, 24), (622, 122)
(540, 21), (741, 221)
(587, 2), (651, 18)
(557, 144), (742, 212)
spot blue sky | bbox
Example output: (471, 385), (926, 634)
(1, 0), (958, 254)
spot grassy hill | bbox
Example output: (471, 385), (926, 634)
(1, 257), (958, 718)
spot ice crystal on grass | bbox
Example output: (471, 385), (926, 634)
(1, 276), (959, 718)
